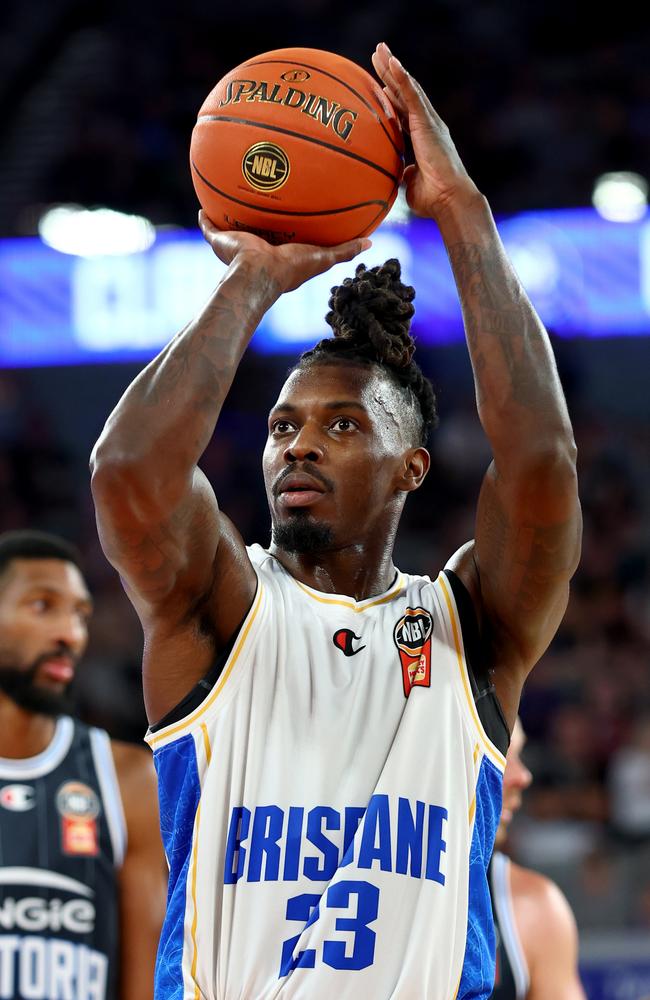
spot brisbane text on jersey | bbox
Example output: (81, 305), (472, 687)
(224, 793), (449, 886)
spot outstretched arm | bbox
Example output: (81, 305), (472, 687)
(373, 43), (581, 728)
(91, 223), (369, 721)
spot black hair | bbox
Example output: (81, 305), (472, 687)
(0, 530), (83, 581)
(296, 258), (438, 445)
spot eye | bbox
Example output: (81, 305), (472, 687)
(270, 419), (296, 435)
(29, 598), (50, 614)
(330, 417), (357, 433)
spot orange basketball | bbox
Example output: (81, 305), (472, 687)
(189, 47), (404, 246)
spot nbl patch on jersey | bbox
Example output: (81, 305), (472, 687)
(393, 607), (433, 697)
(56, 781), (100, 857)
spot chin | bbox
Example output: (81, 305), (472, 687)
(494, 824), (508, 850)
(272, 514), (334, 554)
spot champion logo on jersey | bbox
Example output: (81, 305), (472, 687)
(393, 607), (433, 697)
(332, 629), (366, 657)
(0, 784), (36, 812)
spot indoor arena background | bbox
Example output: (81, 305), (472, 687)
(1, 2), (649, 997)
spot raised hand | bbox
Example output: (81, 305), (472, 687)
(198, 211), (371, 294)
(371, 42), (479, 219)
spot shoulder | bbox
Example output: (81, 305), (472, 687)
(510, 861), (575, 918)
(109, 740), (158, 815)
(510, 860), (579, 955)
(110, 737), (155, 773)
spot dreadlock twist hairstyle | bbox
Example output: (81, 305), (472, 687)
(298, 259), (438, 444)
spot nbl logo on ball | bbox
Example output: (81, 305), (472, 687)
(281, 69), (311, 83)
(242, 142), (290, 192)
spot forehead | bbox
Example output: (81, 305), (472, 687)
(272, 363), (398, 413)
(0, 559), (90, 603)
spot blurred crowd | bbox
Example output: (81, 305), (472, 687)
(0, 0), (649, 233)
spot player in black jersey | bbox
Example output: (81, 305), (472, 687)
(0, 530), (166, 1000)
(489, 719), (586, 1000)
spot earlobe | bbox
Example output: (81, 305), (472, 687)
(400, 447), (430, 492)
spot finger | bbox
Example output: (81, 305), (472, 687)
(382, 84), (409, 121)
(372, 45), (402, 98)
(326, 237), (372, 263)
(371, 42), (390, 75)
(200, 226), (240, 262)
(198, 209), (212, 231)
(386, 55), (447, 128)
(198, 209), (222, 239)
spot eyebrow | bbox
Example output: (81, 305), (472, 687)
(269, 400), (369, 415)
(24, 585), (94, 611)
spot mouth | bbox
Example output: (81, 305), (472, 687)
(38, 657), (75, 685)
(501, 796), (521, 826)
(276, 473), (328, 509)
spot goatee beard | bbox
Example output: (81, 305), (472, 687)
(272, 513), (334, 554)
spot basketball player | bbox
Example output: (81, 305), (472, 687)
(489, 719), (586, 999)
(90, 42), (581, 999)
(0, 530), (166, 1000)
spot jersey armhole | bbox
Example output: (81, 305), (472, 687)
(443, 569), (510, 758)
(491, 852), (531, 998)
(146, 574), (264, 747)
(148, 616), (245, 734)
(89, 728), (128, 868)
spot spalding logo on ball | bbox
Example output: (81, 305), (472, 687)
(190, 47), (404, 246)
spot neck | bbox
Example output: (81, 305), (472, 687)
(268, 541), (398, 601)
(0, 696), (57, 759)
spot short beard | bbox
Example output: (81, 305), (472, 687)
(0, 660), (74, 718)
(272, 513), (334, 554)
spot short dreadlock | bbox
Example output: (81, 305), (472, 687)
(296, 259), (437, 445)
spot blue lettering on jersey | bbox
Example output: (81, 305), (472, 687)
(358, 794), (392, 872)
(248, 805), (284, 881)
(304, 807), (340, 881)
(223, 794), (449, 886)
(282, 806), (304, 881)
(426, 804), (447, 885)
(224, 806), (250, 884)
(396, 796), (425, 877)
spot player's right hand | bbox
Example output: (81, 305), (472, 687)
(198, 210), (371, 293)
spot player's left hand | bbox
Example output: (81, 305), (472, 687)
(372, 42), (479, 219)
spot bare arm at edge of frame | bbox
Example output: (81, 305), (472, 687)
(373, 42), (581, 730)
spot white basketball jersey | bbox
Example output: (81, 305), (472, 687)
(147, 544), (506, 1000)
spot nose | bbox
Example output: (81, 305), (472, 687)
(514, 758), (533, 790)
(54, 611), (88, 656)
(283, 423), (324, 464)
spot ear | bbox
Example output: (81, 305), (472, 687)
(397, 447), (430, 493)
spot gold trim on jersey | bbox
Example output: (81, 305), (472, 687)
(146, 582), (265, 749)
(200, 723), (212, 765)
(189, 796), (203, 998)
(292, 573), (405, 612)
(437, 574), (507, 772)
(187, 724), (212, 996)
